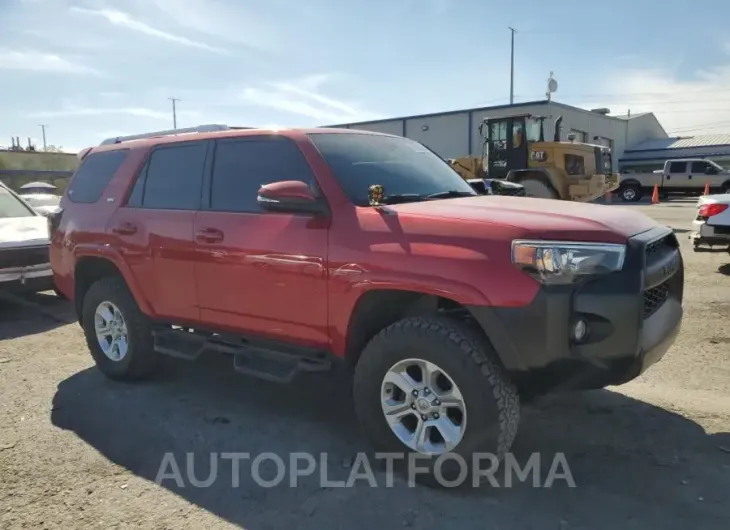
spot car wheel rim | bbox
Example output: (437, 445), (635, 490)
(380, 358), (467, 455)
(94, 301), (129, 362)
(623, 188), (636, 200)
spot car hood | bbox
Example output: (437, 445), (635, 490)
(0, 216), (50, 249)
(386, 196), (660, 242)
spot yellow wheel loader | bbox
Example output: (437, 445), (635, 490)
(448, 114), (619, 201)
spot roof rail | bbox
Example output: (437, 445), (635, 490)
(99, 124), (232, 146)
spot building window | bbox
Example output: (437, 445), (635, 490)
(569, 129), (587, 143)
(595, 136), (613, 150)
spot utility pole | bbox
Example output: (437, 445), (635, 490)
(168, 97), (179, 129)
(508, 27), (516, 105)
(38, 124), (48, 150)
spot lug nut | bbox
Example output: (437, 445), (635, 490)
(423, 388), (430, 395)
(411, 404), (416, 409)
(412, 389), (418, 396)
(433, 413), (439, 419)
(421, 415), (427, 420)
(434, 399), (440, 406)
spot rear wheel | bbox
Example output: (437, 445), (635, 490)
(81, 276), (160, 381)
(519, 178), (559, 199)
(353, 317), (520, 487)
(620, 185), (642, 202)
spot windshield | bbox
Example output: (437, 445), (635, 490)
(710, 160), (725, 171)
(0, 186), (36, 219)
(22, 194), (61, 208)
(308, 133), (476, 206)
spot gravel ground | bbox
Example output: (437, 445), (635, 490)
(1, 198), (729, 530)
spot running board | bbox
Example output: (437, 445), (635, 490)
(152, 327), (332, 383)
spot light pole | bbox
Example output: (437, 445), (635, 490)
(508, 27), (516, 105)
(168, 97), (179, 129)
(38, 124), (48, 150)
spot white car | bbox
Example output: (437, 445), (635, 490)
(19, 192), (62, 217)
(0, 181), (55, 293)
(691, 193), (730, 252)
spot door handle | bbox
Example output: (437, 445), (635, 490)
(688, 174), (693, 179)
(195, 228), (224, 243)
(112, 222), (137, 235)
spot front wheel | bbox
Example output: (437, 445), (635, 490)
(620, 185), (642, 202)
(353, 317), (520, 487)
(519, 178), (559, 199)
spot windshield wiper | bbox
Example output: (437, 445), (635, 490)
(379, 193), (426, 205)
(425, 190), (476, 199)
(370, 190), (475, 206)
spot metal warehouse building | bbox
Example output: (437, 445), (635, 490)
(619, 134), (730, 172)
(327, 100), (668, 171)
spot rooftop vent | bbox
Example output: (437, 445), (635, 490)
(590, 108), (611, 115)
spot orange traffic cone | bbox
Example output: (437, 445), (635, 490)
(651, 184), (659, 204)
(703, 182), (710, 195)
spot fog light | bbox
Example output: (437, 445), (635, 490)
(573, 320), (588, 342)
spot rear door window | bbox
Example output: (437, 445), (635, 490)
(137, 142), (208, 210)
(67, 150), (128, 203)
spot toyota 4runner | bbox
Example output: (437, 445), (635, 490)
(51, 125), (684, 481)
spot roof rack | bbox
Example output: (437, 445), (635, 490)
(99, 124), (236, 146)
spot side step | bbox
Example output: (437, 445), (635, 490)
(152, 327), (333, 383)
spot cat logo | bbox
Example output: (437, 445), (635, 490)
(530, 150), (547, 162)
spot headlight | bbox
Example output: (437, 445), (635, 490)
(511, 240), (626, 284)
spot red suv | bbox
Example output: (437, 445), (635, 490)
(51, 125), (684, 480)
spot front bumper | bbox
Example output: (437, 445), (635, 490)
(0, 263), (54, 292)
(468, 226), (683, 394)
(0, 244), (54, 293)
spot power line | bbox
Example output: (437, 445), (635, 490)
(668, 120), (730, 134)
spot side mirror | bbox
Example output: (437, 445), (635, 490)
(257, 180), (327, 214)
(705, 167), (717, 175)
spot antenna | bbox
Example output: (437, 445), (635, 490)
(546, 71), (558, 101)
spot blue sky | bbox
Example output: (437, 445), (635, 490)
(1, 0), (730, 152)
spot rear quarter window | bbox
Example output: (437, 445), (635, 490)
(67, 150), (128, 204)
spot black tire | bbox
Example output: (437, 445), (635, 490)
(620, 185), (642, 202)
(721, 181), (730, 194)
(518, 178), (559, 199)
(81, 276), (159, 381)
(353, 317), (520, 488)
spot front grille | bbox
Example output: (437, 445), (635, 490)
(644, 281), (669, 318)
(0, 245), (50, 269)
(645, 234), (674, 259)
(642, 232), (680, 319)
(714, 225), (730, 235)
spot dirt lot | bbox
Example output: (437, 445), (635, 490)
(1, 199), (729, 530)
